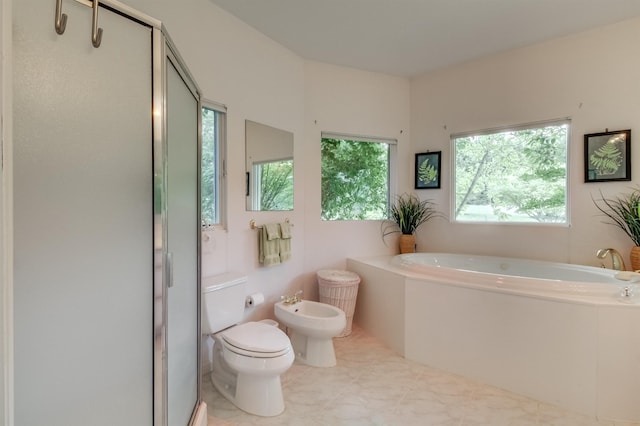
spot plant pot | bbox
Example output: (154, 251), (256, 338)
(631, 246), (640, 271)
(399, 234), (416, 254)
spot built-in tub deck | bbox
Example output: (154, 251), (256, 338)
(349, 253), (640, 423)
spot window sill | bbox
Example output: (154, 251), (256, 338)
(202, 224), (226, 232)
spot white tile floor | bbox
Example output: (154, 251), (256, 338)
(204, 325), (639, 426)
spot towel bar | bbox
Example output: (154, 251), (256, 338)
(250, 218), (292, 230)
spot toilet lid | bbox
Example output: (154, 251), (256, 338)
(221, 321), (290, 354)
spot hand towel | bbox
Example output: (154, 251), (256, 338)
(259, 225), (280, 266)
(279, 221), (292, 262)
(265, 223), (281, 240)
(280, 221), (292, 239)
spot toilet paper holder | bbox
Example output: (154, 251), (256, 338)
(245, 292), (265, 307)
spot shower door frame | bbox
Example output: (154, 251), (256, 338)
(147, 7), (203, 426)
(153, 23), (204, 426)
(1, 0), (13, 424)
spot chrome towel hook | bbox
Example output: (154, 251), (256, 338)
(55, 0), (67, 35)
(91, 0), (103, 48)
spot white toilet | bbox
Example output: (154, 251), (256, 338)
(274, 299), (346, 367)
(202, 274), (294, 417)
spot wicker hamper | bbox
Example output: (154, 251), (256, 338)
(317, 269), (360, 337)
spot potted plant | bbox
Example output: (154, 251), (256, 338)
(592, 187), (640, 270)
(382, 193), (440, 253)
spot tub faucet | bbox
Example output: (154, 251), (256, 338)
(596, 248), (627, 271)
(281, 290), (303, 305)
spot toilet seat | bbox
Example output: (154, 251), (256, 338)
(221, 321), (291, 358)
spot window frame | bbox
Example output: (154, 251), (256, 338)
(201, 100), (227, 229)
(451, 118), (571, 226)
(320, 132), (397, 221)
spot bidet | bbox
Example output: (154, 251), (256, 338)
(274, 300), (346, 367)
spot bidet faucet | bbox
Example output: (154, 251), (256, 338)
(596, 248), (627, 271)
(281, 290), (303, 305)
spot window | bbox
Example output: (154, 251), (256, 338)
(452, 120), (569, 224)
(201, 101), (226, 227)
(250, 159), (293, 211)
(321, 133), (396, 220)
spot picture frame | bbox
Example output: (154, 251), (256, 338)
(415, 151), (441, 189)
(584, 129), (631, 182)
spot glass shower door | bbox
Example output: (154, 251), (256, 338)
(15, 1), (203, 424)
(14, 1), (154, 425)
(165, 55), (200, 426)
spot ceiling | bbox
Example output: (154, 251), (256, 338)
(210, 0), (640, 77)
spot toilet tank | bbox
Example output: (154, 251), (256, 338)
(202, 272), (247, 334)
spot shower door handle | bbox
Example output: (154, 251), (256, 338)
(166, 252), (174, 288)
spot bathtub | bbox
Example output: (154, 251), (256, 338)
(348, 253), (640, 422)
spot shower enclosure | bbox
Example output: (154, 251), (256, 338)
(13, 1), (202, 424)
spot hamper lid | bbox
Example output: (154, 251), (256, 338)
(317, 269), (360, 284)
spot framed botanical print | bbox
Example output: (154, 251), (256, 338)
(415, 151), (441, 189)
(584, 129), (631, 182)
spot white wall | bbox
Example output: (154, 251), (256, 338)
(122, 0), (411, 372)
(124, 0), (306, 321)
(410, 17), (640, 267)
(301, 60), (410, 299)
(125, 1), (640, 312)
(125, 0), (412, 311)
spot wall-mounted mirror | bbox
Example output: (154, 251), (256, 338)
(245, 120), (294, 211)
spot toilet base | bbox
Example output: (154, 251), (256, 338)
(290, 331), (337, 367)
(211, 371), (285, 417)
(211, 339), (292, 417)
